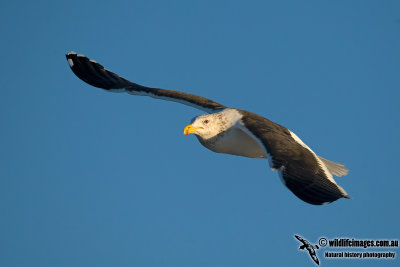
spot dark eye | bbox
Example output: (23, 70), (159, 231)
(203, 120), (209, 124)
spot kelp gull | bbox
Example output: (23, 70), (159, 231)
(65, 52), (350, 205)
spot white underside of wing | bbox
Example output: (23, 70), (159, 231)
(126, 90), (216, 113)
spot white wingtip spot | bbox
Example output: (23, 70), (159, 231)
(67, 58), (74, 67)
(67, 51), (76, 55)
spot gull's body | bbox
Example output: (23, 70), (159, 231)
(65, 52), (350, 205)
(191, 109), (265, 158)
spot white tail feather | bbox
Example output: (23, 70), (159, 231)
(318, 156), (349, 177)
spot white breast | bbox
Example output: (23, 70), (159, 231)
(198, 126), (266, 158)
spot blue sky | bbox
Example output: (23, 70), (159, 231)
(1, 0), (399, 266)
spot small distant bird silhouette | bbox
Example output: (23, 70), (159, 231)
(294, 235), (320, 265)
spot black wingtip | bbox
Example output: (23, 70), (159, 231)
(65, 51), (132, 90)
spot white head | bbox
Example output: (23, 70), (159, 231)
(183, 113), (226, 139)
(183, 109), (242, 139)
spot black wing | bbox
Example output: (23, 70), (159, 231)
(239, 110), (350, 205)
(295, 235), (307, 245)
(65, 52), (227, 113)
(310, 253), (320, 265)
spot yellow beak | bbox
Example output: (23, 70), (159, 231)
(183, 124), (203, 135)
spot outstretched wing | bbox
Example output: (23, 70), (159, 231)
(65, 52), (227, 113)
(295, 235), (307, 244)
(310, 253), (320, 265)
(238, 110), (350, 205)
